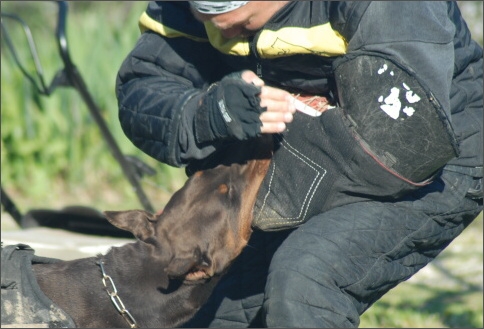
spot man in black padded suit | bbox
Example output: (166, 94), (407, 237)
(116, 1), (483, 327)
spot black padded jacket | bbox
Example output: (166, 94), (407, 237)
(116, 1), (482, 177)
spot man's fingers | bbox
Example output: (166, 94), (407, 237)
(260, 110), (294, 123)
(260, 99), (296, 114)
(260, 122), (287, 134)
(259, 86), (293, 103)
(241, 70), (264, 87)
(259, 106), (294, 134)
(257, 85), (295, 134)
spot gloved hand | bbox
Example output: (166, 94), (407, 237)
(194, 73), (266, 144)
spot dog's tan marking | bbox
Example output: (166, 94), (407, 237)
(218, 184), (229, 194)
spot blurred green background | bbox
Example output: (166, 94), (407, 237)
(1, 1), (185, 213)
(1, 1), (482, 328)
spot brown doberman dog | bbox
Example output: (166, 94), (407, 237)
(27, 136), (273, 328)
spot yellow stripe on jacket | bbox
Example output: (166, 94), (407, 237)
(139, 12), (347, 58)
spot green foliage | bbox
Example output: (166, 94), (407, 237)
(360, 284), (483, 328)
(458, 1), (484, 46)
(1, 1), (186, 212)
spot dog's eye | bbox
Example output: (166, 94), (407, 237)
(217, 183), (239, 204)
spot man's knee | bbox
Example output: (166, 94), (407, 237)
(262, 237), (360, 327)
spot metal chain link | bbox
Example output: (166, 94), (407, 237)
(98, 259), (138, 328)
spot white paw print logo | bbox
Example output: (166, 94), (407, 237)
(377, 65), (421, 120)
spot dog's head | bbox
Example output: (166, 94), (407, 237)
(104, 140), (271, 283)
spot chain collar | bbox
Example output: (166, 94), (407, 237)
(97, 258), (138, 328)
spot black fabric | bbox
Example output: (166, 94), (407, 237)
(447, 57), (483, 172)
(329, 2), (371, 42)
(334, 54), (459, 182)
(262, 170), (481, 327)
(253, 105), (440, 231)
(195, 77), (264, 144)
(446, 2), (483, 78)
(1, 244), (76, 328)
(147, 2), (207, 39)
(116, 31), (225, 166)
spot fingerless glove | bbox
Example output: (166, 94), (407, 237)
(194, 75), (265, 144)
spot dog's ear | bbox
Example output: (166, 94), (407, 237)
(104, 210), (156, 242)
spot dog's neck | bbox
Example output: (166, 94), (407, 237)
(33, 241), (220, 328)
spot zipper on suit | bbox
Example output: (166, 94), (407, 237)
(256, 63), (262, 77)
(249, 35), (262, 78)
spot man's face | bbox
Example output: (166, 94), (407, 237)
(191, 1), (288, 39)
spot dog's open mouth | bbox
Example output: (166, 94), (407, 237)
(185, 267), (212, 281)
(164, 250), (215, 282)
